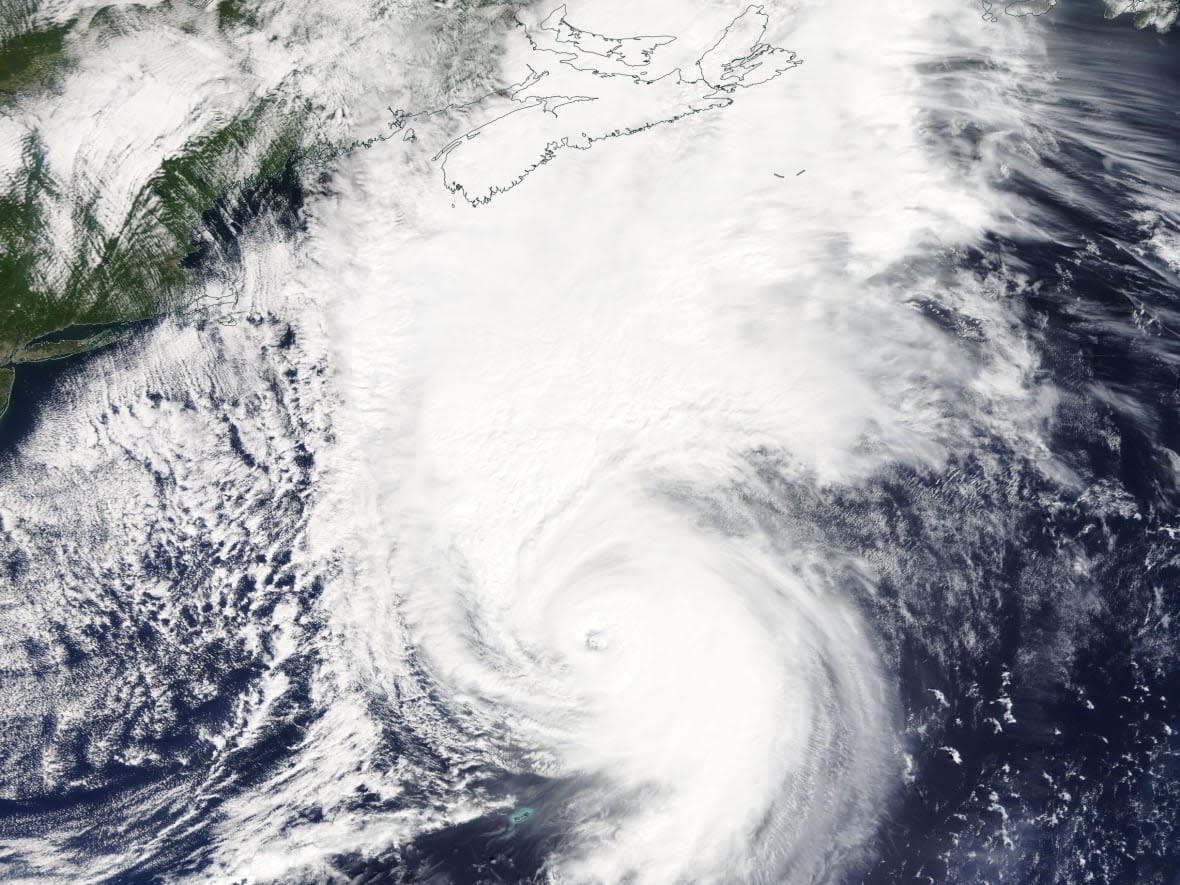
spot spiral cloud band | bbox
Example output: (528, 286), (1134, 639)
(391, 467), (897, 883)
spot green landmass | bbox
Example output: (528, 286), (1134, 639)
(0, 62), (311, 419)
(16, 327), (130, 363)
(0, 0), (530, 423)
(0, 19), (72, 103)
(0, 367), (13, 418)
(0, 0), (316, 422)
(215, 0), (261, 32)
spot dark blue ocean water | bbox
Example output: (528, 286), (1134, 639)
(859, 7), (1180, 882)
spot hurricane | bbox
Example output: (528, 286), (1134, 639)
(0, 0), (1178, 882)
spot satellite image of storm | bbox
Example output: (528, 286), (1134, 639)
(1, 0), (1180, 883)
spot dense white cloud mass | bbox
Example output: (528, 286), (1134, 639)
(216, 2), (1050, 880)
